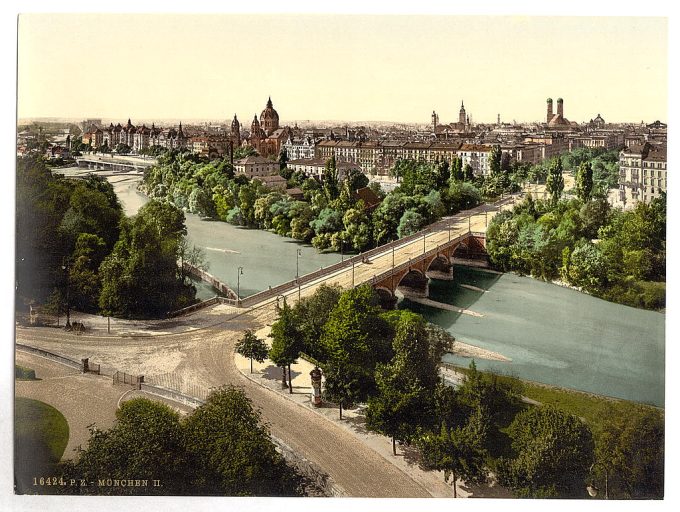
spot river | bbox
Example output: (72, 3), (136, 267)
(107, 173), (664, 406)
(108, 174), (343, 298)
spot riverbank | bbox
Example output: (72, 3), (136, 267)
(450, 340), (510, 362)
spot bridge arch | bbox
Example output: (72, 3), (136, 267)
(374, 286), (397, 309)
(395, 268), (429, 299)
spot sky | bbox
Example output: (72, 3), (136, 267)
(17, 13), (668, 125)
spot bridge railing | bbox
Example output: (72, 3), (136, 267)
(239, 194), (519, 308)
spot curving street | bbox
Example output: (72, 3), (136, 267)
(16, 309), (431, 497)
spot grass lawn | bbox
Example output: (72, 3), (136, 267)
(447, 362), (662, 433)
(14, 397), (70, 493)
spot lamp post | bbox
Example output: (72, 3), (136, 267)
(236, 266), (243, 306)
(423, 233), (426, 254)
(296, 248), (302, 280)
(352, 260), (355, 287)
(296, 249), (302, 301)
(61, 260), (71, 328)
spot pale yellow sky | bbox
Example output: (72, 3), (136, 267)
(18, 14), (667, 124)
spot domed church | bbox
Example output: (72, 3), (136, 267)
(260, 96), (280, 136)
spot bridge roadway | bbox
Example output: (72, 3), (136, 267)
(240, 195), (518, 311)
(14, 196), (519, 497)
(75, 154), (156, 173)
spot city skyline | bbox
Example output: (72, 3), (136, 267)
(18, 14), (667, 125)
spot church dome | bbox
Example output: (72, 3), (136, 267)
(260, 97), (279, 122)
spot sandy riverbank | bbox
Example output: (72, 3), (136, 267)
(450, 340), (511, 362)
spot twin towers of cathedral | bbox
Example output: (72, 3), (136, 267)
(229, 97), (280, 145)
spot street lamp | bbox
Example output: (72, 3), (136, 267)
(296, 248), (302, 280)
(296, 249), (302, 301)
(352, 260), (355, 287)
(61, 260), (71, 328)
(236, 266), (243, 306)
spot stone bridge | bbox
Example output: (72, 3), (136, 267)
(369, 232), (487, 308)
(75, 155), (156, 174)
(238, 196), (510, 311)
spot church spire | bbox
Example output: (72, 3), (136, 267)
(267, 96), (273, 108)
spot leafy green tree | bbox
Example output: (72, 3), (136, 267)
(575, 162), (594, 202)
(366, 312), (440, 453)
(546, 156), (565, 204)
(182, 386), (301, 496)
(68, 233), (107, 312)
(98, 201), (195, 318)
(269, 298), (303, 391)
(293, 284), (342, 360)
(278, 147), (288, 171)
(321, 286), (391, 416)
(489, 145), (502, 177)
(497, 406), (594, 498)
(236, 330), (269, 373)
(592, 406), (664, 499)
(463, 163), (474, 182)
(344, 167), (370, 192)
(562, 241), (608, 292)
(323, 155), (340, 201)
(342, 205), (372, 251)
(62, 398), (187, 495)
(397, 209), (426, 238)
(450, 157), (463, 182)
(418, 423), (487, 497)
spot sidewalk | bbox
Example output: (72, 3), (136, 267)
(234, 325), (512, 499)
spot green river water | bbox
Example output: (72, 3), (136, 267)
(109, 173), (665, 406)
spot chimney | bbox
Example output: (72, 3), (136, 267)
(546, 98), (553, 123)
(557, 98), (564, 118)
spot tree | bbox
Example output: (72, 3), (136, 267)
(418, 423), (487, 497)
(397, 209), (426, 238)
(463, 163), (474, 182)
(236, 330), (269, 373)
(450, 157), (463, 182)
(497, 406), (594, 498)
(182, 386), (301, 496)
(98, 201), (195, 318)
(592, 406), (664, 499)
(365, 312), (440, 454)
(62, 398), (187, 495)
(293, 283), (343, 360)
(575, 161), (594, 202)
(278, 147), (288, 171)
(489, 145), (502, 177)
(321, 285), (391, 416)
(269, 298), (303, 392)
(546, 156), (565, 204)
(323, 155), (340, 201)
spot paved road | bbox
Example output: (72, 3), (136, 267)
(16, 319), (431, 497)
